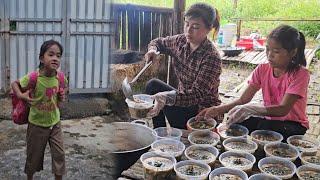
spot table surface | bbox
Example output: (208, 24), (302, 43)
(119, 129), (300, 180)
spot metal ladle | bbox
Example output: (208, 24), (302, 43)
(122, 61), (153, 100)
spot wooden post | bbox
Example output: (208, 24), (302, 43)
(167, 0), (185, 86)
(173, 0), (185, 35)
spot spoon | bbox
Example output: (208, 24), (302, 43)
(122, 61), (152, 100)
(164, 115), (172, 137)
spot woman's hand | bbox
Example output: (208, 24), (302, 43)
(57, 88), (66, 102)
(196, 106), (221, 121)
(144, 50), (159, 63)
(147, 90), (176, 117)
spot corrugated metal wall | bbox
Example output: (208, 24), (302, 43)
(0, 0), (5, 92)
(67, 0), (112, 93)
(0, 0), (112, 94)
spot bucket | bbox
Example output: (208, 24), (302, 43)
(221, 23), (237, 47)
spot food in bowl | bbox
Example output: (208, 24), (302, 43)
(211, 174), (242, 180)
(125, 94), (153, 119)
(287, 135), (319, 152)
(151, 139), (185, 159)
(297, 164), (320, 180)
(264, 142), (299, 161)
(140, 152), (176, 180)
(251, 130), (283, 148)
(187, 117), (217, 131)
(188, 130), (220, 146)
(261, 164), (292, 176)
(177, 164), (207, 176)
(219, 151), (255, 172)
(174, 160), (211, 179)
(209, 167), (248, 180)
(300, 151), (320, 166)
(185, 145), (219, 167)
(223, 137), (258, 154)
(218, 124), (249, 140)
(258, 157), (296, 179)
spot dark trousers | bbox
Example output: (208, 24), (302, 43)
(145, 78), (198, 129)
(239, 116), (307, 141)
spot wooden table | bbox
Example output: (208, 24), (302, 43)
(221, 49), (316, 66)
(118, 129), (300, 180)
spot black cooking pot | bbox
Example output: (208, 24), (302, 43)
(221, 47), (245, 57)
(109, 122), (156, 177)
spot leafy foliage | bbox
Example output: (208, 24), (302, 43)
(116, 0), (320, 37)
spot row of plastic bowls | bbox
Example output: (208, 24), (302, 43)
(141, 150), (320, 180)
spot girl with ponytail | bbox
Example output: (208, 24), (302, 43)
(197, 25), (310, 140)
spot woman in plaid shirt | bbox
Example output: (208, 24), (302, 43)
(145, 3), (223, 129)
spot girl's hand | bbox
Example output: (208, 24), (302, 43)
(58, 88), (66, 102)
(196, 106), (220, 121)
(18, 90), (35, 104)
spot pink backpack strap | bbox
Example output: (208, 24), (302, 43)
(57, 71), (65, 89)
(27, 71), (38, 90)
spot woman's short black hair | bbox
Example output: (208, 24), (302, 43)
(184, 3), (220, 32)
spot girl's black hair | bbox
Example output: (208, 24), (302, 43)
(184, 3), (220, 35)
(38, 39), (63, 69)
(267, 25), (306, 73)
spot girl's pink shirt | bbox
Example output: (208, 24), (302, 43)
(248, 63), (310, 128)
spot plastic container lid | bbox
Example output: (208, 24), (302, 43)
(209, 167), (248, 180)
(188, 130), (220, 146)
(153, 127), (182, 141)
(248, 173), (280, 180)
(251, 130), (283, 148)
(287, 135), (319, 152)
(186, 116), (217, 131)
(184, 144), (219, 165)
(217, 123), (249, 140)
(174, 160), (211, 180)
(258, 157), (296, 179)
(296, 164), (320, 180)
(151, 138), (185, 158)
(264, 142), (299, 162)
(219, 151), (256, 172)
(223, 137), (258, 154)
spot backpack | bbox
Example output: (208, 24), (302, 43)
(10, 71), (65, 125)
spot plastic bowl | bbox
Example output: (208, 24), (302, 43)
(153, 127), (182, 141)
(140, 152), (176, 179)
(184, 144), (219, 167)
(151, 138), (185, 159)
(209, 167), (248, 180)
(188, 130), (220, 146)
(258, 157), (296, 179)
(221, 47), (245, 57)
(186, 116), (217, 131)
(223, 137), (258, 154)
(287, 135), (319, 152)
(251, 130), (283, 149)
(296, 164), (320, 180)
(248, 173), (280, 180)
(174, 160), (211, 180)
(125, 94), (154, 119)
(217, 124), (249, 140)
(264, 142), (299, 162)
(299, 151), (320, 166)
(219, 151), (256, 172)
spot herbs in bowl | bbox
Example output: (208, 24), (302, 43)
(185, 144), (219, 167)
(187, 117), (217, 131)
